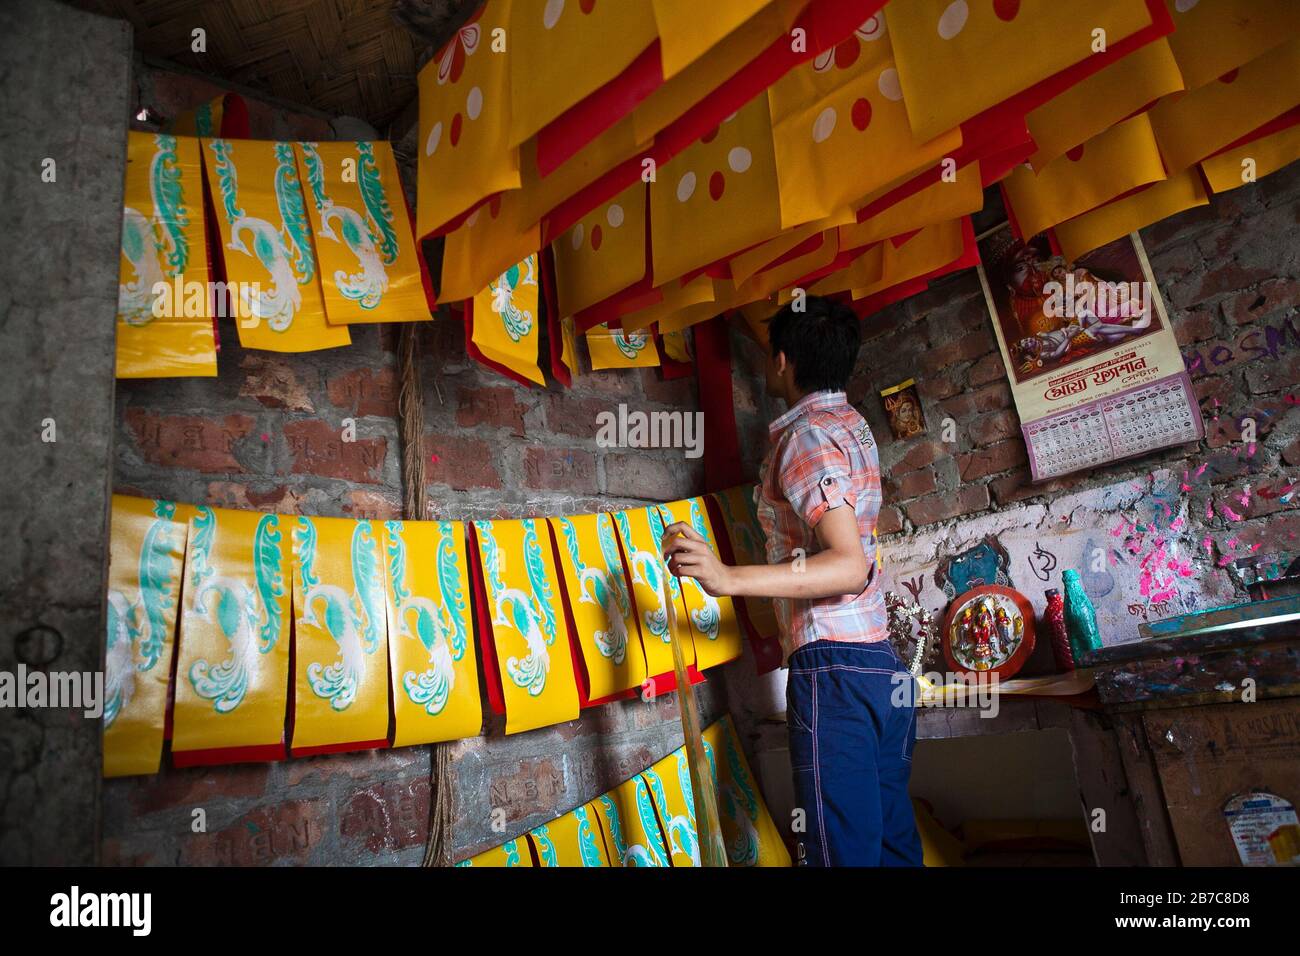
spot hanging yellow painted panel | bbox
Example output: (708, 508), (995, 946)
(1003, 113), (1168, 238)
(442, 189), (541, 304)
(840, 160), (982, 250)
(1054, 171), (1208, 262)
(643, 747), (706, 866)
(1148, 37), (1300, 173)
(172, 506), (291, 763)
(1025, 38), (1184, 169)
(104, 495), (188, 777)
(552, 181), (647, 319)
(768, 25), (960, 229)
(473, 518), (581, 734)
(529, 800), (612, 867)
(886, 0), (1152, 141)
(469, 252), (545, 386)
(116, 131), (217, 379)
(703, 715), (792, 866)
(202, 138), (351, 353)
(611, 506), (693, 678)
(455, 837), (533, 867)
(416, 1), (520, 238)
(651, 0), (775, 80)
(507, 0), (658, 148)
(295, 141), (431, 325)
(586, 322), (660, 370)
(656, 498), (744, 670)
(650, 95), (783, 285)
(1202, 121), (1300, 195)
(382, 520), (483, 747)
(619, 273), (715, 333)
(660, 328), (691, 364)
(710, 485), (779, 640)
(1164, 0), (1300, 92)
(549, 514), (647, 701)
(595, 775), (671, 867)
(851, 217), (965, 300)
(290, 516), (390, 755)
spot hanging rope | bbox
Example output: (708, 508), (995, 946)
(397, 321), (454, 867)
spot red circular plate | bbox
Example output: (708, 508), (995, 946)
(941, 584), (1036, 679)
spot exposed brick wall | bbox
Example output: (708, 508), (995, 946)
(104, 68), (725, 866)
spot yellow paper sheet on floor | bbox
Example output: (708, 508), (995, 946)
(382, 520), (482, 747)
(886, 0), (1152, 142)
(710, 485), (779, 639)
(1003, 114), (1167, 238)
(550, 514), (647, 700)
(104, 495), (188, 777)
(456, 837), (533, 867)
(474, 518), (580, 734)
(202, 138), (350, 353)
(507, 0), (657, 148)
(586, 322), (660, 369)
(295, 141), (429, 324)
(703, 715), (791, 866)
(1026, 38), (1184, 169)
(597, 775), (672, 866)
(612, 506), (693, 678)
(552, 181), (647, 319)
(1149, 37), (1300, 173)
(1202, 122), (1300, 194)
(416, 1), (520, 237)
(530, 800), (613, 867)
(650, 95), (783, 285)
(470, 252), (545, 385)
(769, 25), (960, 229)
(290, 516), (390, 753)
(172, 507), (291, 757)
(1165, 0), (1300, 91)
(1054, 170), (1209, 262)
(656, 498), (744, 670)
(442, 189), (541, 305)
(116, 132), (217, 378)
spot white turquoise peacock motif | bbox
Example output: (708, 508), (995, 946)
(489, 255), (538, 343)
(209, 139), (316, 330)
(559, 514), (631, 665)
(385, 520), (469, 716)
(118, 135), (190, 325)
(105, 501), (183, 727)
(677, 501), (722, 641)
(616, 509), (679, 644)
(478, 519), (557, 697)
(300, 142), (400, 310)
(717, 734), (761, 865)
(572, 805), (606, 867)
(185, 509), (286, 713)
(647, 763), (701, 867)
(295, 518), (385, 711)
(606, 779), (670, 867)
(612, 325), (649, 360)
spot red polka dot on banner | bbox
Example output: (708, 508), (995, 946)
(709, 171), (725, 201)
(701, 125), (719, 144)
(1219, 68), (1239, 84)
(579, 0), (596, 12)
(450, 112), (463, 147)
(591, 224), (603, 250)
(993, 0), (1020, 22)
(1066, 144), (1085, 162)
(852, 97), (872, 131)
(834, 38), (861, 71)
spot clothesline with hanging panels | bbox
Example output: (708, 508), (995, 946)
(102, 485), (780, 779)
(117, 3), (1300, 384)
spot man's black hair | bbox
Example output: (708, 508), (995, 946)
(768, 295), (861, 393)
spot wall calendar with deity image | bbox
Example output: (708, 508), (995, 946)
(977, 228), (1204, 481)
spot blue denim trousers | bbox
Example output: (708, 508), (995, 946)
(786, 639), (922, 867)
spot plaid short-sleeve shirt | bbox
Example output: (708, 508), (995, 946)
(756, 390), (887, 662)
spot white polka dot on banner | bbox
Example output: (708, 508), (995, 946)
(728, 146), (753, 172)
(938, 0), (969, 40)
(466, 86), (483, 121)
(858, 15), (885, 41)
(607, 204), (624, 228)
(878, 68), (903, 102)
(544, 0), (565, 30)
(571, 222), (584, 249)
(425, 121), (442, 156)
(677, 171), (697, 202)
(1174, 0), (1199, 11)
(812, 107), (837, 144)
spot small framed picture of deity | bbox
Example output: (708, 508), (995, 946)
(880, 378), (926, 440)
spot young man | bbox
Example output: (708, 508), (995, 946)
(662, 295), (922, 867)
